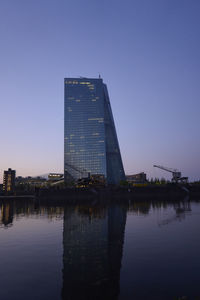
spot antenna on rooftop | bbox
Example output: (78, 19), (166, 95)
(98, 73), (101, 79)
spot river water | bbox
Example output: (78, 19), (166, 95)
(0, 198), (200, 300)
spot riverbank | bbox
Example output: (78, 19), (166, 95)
(1, 184), (199, 203)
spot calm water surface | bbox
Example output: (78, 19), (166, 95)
(0, 198), (200, 300)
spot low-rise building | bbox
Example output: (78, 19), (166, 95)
(126, 172), (147, 184)
(15, 176), (47, 190)
(48, 173), (64, 181)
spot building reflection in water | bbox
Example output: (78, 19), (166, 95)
(0, 201), (14, 227)
(62, 204), (127, 300)
(0, 199), (64, 228)
(0, 197), (194, 299)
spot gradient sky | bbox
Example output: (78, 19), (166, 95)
(0, 0), (200, 182)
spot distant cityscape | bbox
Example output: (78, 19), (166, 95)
(0, 77), (145, 194)
(1, 77), (199, 196)
(1, 167), (148, 194)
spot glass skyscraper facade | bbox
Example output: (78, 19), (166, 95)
(64, 77), (125, 184)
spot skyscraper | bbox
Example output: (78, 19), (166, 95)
(64, 77), (125, 184)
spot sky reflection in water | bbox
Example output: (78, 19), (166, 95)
(0, 198), (200, 300)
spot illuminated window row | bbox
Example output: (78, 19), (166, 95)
(80, 82), (91, 85)
(65, 81), (79, 84)
(88, 118), (104, 121)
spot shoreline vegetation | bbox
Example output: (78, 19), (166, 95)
(0, 184), (200, 203)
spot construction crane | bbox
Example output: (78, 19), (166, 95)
(153, 165), (188, 183)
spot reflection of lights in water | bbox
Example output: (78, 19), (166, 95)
(0, 199), (64, 228)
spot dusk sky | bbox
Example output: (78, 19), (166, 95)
(0, 0), (200, 182)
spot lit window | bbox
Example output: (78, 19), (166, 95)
(88, 118), (104, 121)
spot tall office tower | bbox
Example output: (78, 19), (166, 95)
(3, 168), (16, 193)
(64, 77), (125, 184)
(62, 204), (127, 299)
